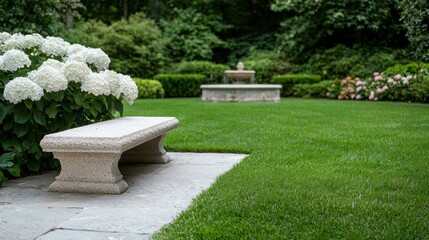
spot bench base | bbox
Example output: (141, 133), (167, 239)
(49, 179), (128, 194)
(48, 134), (170, 194)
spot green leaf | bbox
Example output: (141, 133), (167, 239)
(0, 103), (6, 124)
(7, 165), (20, 177)
(11, 138), (22, 152)
(14, 106), (31, 124)
(24, 100), (33, 110)
(46, 104), (58, 118)
(114, 100), (124, 117)
(0, 152), (15, 168)
(82, 100), (90, 109)
(89, 106), (97, 117)
(0, 171), (6, 185)
(27, 159), (40, 172)
(33, 111), (46, 126)
(74, 93), (83, 106)
(93, 100), (102, 112)
(13, 123), (30, 137)
(3, 121), (13, 131)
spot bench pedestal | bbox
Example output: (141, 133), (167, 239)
(49, 152), (128, 194)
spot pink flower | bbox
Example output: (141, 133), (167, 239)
(406, 75), (413, 80)
(373, 72), (380, 76)
(338, 95), (345, 100)
(374, 97), (378, 101)
(375, 75), (383, 81)
(403, 79), (409, 85)
(356, 80), (364, 86)
(394, 74), (401, 80)
(369, 91), (375, 101)
(376, 88), (383, 94)
(387, 78), (395, 84)
(382, 85), (389, 91)
(351, 94), (356, 99)
(356, 86), (362, 92)
(356, 95), (362, 100)
(341, 79), (348, 85)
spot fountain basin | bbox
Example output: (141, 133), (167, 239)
(201, 84), (282, 102)
(224, 70), (255, 84)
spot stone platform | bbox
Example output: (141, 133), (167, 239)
(201, 84), (282, 102)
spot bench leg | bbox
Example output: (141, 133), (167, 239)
(121, 134), (170, 164)
(49, 152), (128, 194)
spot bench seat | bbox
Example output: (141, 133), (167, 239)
(40, 116), (179, 194)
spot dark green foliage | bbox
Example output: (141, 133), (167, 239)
(292, 80), (337, 98)
(154, 74), (204, 97)
(295, 45), (402, 79)
(272, 0), (406, 63)
(241, 50), (292, 83)
(62, 13), (167, 78)
(0, 0), (63, 36)
(383, 62), (429, 76)
(400, 0), (429, 62)
(273, 74), (322, 96)
(168, 61), (230, 84)
(161, 8), (227, 62)
(133, 78), (164, 99)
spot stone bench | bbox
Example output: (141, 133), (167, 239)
(40, 117), (179, 194)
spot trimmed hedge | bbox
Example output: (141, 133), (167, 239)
(133, 78), (164, 98)
(154, 74), (204, 97)
(292, 80), (338, 98)
(169, 61), (230, 84)
(272, 74), (322, 96)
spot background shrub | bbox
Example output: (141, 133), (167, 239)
(294, 45), (401, 79)
(383, 62), (429, 76)
(154, 74), (204, 97)
(133, 78), (164, 98)
(242, 50), (292, 83)
(167, 61), (230, 84)
(63, 13), (168, 78)
(273, 74), (322, 96)
(292, 80), (337, 98)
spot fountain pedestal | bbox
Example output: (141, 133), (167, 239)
(201, 84), (282, 102)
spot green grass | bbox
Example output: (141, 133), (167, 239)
(125, 98), (429, 239)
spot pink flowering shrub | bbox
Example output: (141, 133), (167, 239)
(327, 63), (429, 102)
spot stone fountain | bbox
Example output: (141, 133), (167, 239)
(200, 62), (282, 102)
(224, 62), (255, 84)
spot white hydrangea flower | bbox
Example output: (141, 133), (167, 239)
(0, 32), (11, 44)
(3, 77), (44, 104)
(40, 59), (65, 70)
(117, 74), (138, 104)
(64, 60), (91, 83)
(66, 51), (86, 62)
(0, 49), (31, 72)
(40, 36), (70, 57)
(81, 72), (111, 96)
(99, 70), (121, 96)
(28, 66), (68, 92)
(68, 48), (110, 71)
(66, 44), (86, 56)
(85, 48), (110, 71)
(2, 33), (26, 50)
(21, 33), (44, 49)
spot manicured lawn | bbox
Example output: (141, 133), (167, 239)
(125, 98), (429, 239)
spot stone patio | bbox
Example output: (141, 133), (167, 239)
(0, 152), (246, 240)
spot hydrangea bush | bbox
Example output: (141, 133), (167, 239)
(0, 32), (138, 185)
(327, 64), (429, 102)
